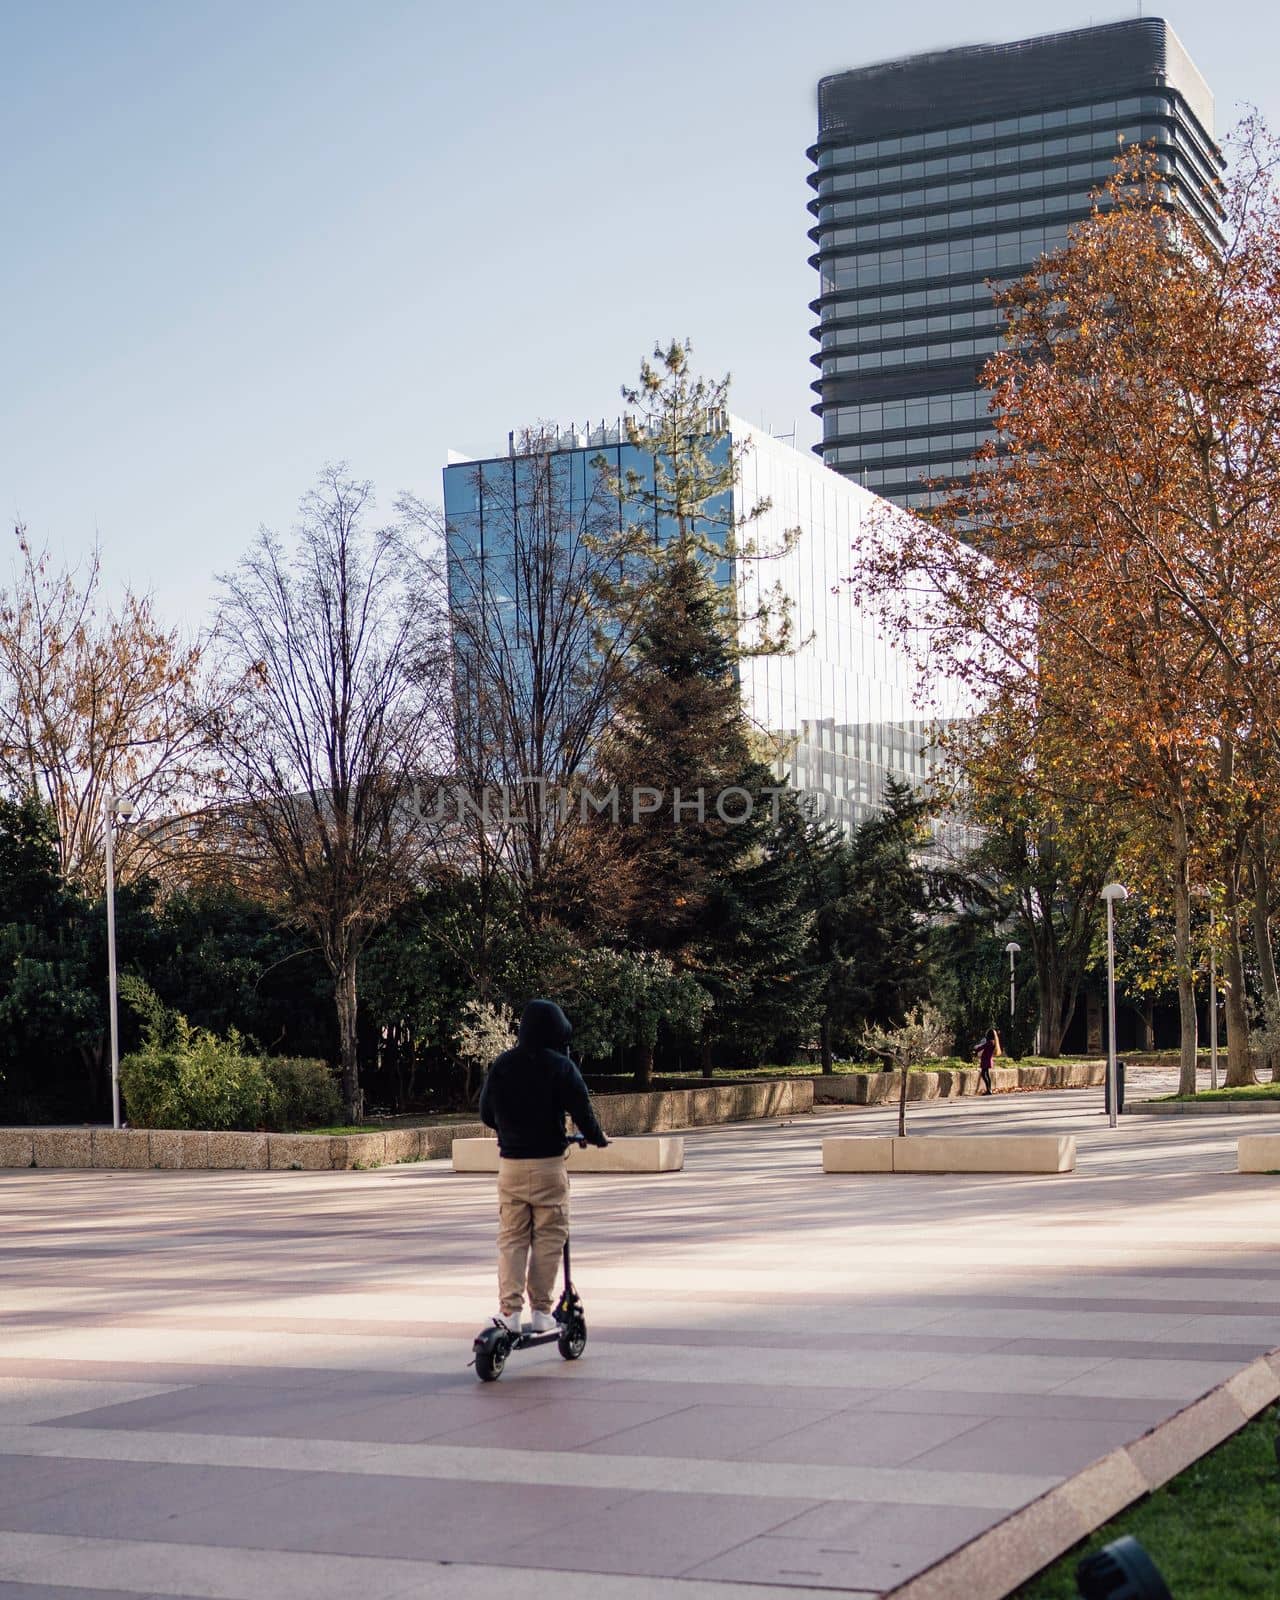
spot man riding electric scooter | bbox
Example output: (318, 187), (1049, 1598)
(479, 999), (609, 1338)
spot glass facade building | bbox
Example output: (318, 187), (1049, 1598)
(443, 420), (968, 832)
(808, 18), (1224, 508)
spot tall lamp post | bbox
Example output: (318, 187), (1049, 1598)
(104, 795), (135, 1130)
(1208, 940), (1219, 1092)
(1004, 941), (1021, 1026)
(1101, 883), (1129, 1129)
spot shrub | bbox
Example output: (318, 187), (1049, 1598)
(120, 1034), (272, 1130)
(119, 978), (339, 1131)
(261, 1056), (342, 1130)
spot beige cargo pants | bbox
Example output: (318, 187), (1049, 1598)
(497, 1155), (570, 1315)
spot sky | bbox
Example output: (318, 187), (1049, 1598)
(3, 0), (1278, 628)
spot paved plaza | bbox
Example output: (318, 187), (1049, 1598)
(2, 1076), (1280, 1599)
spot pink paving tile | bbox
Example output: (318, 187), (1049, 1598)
(423, 1396), (688, 1451)
(905, 1415), (1152, 1476)
(148, 1468), (608, 1562)
(496, 1489), (821, 1579)
(687, 1531), (947, 1591)
(562, 1376), (885, 1410)
(738, 1409), (988, 1467)
(846, 1388), (1168, 1425)
(579, 1400), (842, 1458)
(770, 1498), (1005, 1553)
(0, 1454), (124, 1509)
(0, 1461), (294, 1541)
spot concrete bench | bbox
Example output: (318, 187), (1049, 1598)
(451, 1136), (684, 1174)
(1238, 1135), (1280, 1172)
(823, 1134), (1076, 1174)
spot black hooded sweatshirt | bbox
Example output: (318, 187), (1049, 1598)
(479, 999), (607, 1158)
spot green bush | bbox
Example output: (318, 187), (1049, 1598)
(120, 1035), (272, 1130)
(118, 979), (339, 1131)
(262, 1056), (342, 1130)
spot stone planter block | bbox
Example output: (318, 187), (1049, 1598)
(383, 1129), (422, 1164)
(92, 1129), (150, 1169)
(0, 1129), (35, 1167)
(32, 1129), (92, 1168)
(896, 1134), (1076, 1174)
(1238, 1134), (1280, 1172)
(331, 1133), (387, 1169)
(823, 1133), (1076, 1174)
(150, 1131), (209, 1169)
(452, 1136), (683, 1174)
(207, 1132), (269, 1170)
(267, 1134), (331, 1171)
(822, 1137), (894, 1172)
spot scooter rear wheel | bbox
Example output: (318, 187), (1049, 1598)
(558, 1318), (587, 1361)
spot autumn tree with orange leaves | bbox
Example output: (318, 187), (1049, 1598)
(852, 132), (1280, 1090)
(0, 530), (205, 892)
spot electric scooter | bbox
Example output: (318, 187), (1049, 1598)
(471, 1135), (591, 1383)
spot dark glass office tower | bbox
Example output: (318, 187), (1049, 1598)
(808, 19), (1223, 508)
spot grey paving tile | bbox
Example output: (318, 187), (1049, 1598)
(0, 1454), (125, 1510)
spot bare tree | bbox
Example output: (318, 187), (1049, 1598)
(204, 467), (449, 1117)
(0, 528), (204, 890)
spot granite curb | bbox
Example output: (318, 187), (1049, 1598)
(815, 1062), (1106, 1105)
(883, 1349), (1280, 1600)
(1128, 1097), (1280, 1115)
(0, 1079), (813, 1171)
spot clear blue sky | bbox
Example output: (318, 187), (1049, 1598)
(3, 1), (1276, 627)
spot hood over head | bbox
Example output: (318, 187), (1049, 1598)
(518, 998), (572, 1053)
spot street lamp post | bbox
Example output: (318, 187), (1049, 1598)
(104, 795), (135, 1130)
(1101, 883), (1129, 1129)
(1209, 943), (1219, 1092)
(1004, 941), (1021, 1026)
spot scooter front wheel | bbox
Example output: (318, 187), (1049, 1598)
(558, 1317), (587, 1362)
(474, 1332), (510, 1382)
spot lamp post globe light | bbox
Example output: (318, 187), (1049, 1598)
(1004, 941), (1021, 1023)
(1101, 883), (1129, 1129)
(104, 795), (135, 1131)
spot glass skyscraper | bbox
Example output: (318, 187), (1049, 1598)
(808, 18), (1224, 508)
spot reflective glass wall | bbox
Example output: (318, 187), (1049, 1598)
(443, 422), (968, 833)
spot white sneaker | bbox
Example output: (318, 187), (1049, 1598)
(528, 1309), (558, 1334)
(497, 1309), (523, 1335)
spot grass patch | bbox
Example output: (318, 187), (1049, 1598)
(1010, 1403), (1279, 1598)
(304, 1123), (385, 1135)
(1161, 1083), (1280, 1103)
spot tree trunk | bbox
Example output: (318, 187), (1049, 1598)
(335, 955), (362, 1120)
(633, 1041), (654, 1090)
(1248, 824), (1279, 1004)
(897, 1064), (908, 1138)
(1248, 824), (1278, 1082)
(701, 1036), (714, 1080)
(820, 1013), (833, 1075)
(1086, 990), (1102, 1056)
(1171, 814), (1199, 1097)
(1222, 866), (1255, 1087)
